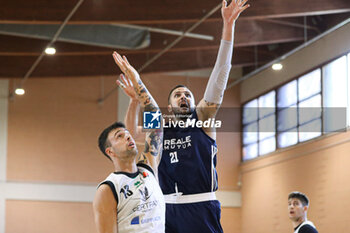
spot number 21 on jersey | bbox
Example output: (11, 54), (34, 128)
(169, 152), (179, 163)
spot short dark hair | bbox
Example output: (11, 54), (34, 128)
(288, 191), (309, 206)
(98, 122), (126, 161)
(168, 84), (189, 104)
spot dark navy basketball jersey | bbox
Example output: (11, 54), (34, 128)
(158, 111), (218, 195)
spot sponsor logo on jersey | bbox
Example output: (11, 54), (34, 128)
(139, 186), (151, 202)
(130, 216), (161, 225)
(164, 136), (192, 150)
(143, 111), (161, 129)
(130, 216), (140, 225)
(141, 216), (161, 224)
(134, 180), (144, 188)
(132, 200), (159, 212)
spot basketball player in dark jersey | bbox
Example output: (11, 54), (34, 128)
(118, 1), (249, 232)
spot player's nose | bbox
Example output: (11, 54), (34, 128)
(125, 132), (131, 141)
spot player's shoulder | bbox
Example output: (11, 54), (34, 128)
(299, 224), (318, 233)
(137, 162), (155, 177)
(94, 184), (117, 207)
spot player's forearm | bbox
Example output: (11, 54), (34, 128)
(125, 98), (140, 138)
(129, 78), (159, 113)
(222, 21), (235, 42)
(143, 128), (163, 170)
(203, 37), (233, 105)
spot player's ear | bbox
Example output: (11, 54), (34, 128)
(105, 147), (114, 158)
(303, 205), (308, 212)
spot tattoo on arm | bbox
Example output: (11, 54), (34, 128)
(137, 153), (148, 164)
(133, 80), (157, 112)
(132, 77), (163, 165)
(205, 100), (220, 109)
(144, 130), (163, 157)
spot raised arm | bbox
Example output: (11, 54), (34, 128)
(116, 74), (144, 143)
(197, 0), (249, 120)
(112, 52), (162, 174)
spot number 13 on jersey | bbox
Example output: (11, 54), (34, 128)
(169, 152), (179, 163)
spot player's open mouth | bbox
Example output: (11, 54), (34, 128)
(128, 142), (135, 147)
(180, 102), (188, 108)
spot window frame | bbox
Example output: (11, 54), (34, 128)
(241, 51), (350, 162)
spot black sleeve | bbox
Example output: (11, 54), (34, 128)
(299, 225), (318, 233)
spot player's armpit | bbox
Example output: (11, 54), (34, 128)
(93, 185), (118, 233)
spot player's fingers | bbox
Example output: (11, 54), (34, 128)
(116, 78), (126, 89)
(113, 52), (124, 68)
(222, 0), (227, 8)
(125, 74), (133, 87)
(121, 73), (129, 86)
(123, 55), (131, 67)
(240, 3), (250, 12)
(115, 52), (129, 71)
(240, 0), (248, 7)
(112, 52), (120, 65)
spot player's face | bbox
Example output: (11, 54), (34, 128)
(106, 128), (138, 159)
(288, 198), (307, 221)
(168, 87), (195, 115)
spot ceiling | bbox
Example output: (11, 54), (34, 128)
(1, 0), (350, 80)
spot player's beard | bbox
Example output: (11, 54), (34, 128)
(124, 144), (138, 159)
(171, 106), (193, 121)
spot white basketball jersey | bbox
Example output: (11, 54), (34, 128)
(294, 220), (316, 233)
(99, 163), (165, 233)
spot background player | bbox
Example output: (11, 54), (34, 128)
(288, 191), (318, 233)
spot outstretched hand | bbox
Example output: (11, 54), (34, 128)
(112, 51), (140, 85)
(221, 0), (249, 24)
(116, 74), (138, 100)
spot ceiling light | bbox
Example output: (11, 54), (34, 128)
(45, 47), (56, 55)
(15, 88), (25, 95)
(272, 63), (283, 71)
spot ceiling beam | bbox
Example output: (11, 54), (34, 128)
(0, 47), (273, 77)
(1, 0), (349, 23)
(258, 18), (321, 32)
(0, 19), (311, 53)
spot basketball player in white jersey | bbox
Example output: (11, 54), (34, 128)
(288, 191), (318, 233)
(93, 52), (165, 233)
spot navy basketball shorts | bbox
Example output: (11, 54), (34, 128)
(165, 200), (223, 233)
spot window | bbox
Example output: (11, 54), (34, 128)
(242, 52), (350, 161)
(277, 81), (298, 148)
(322, 56), (347, 132)
(242, 99), (258, 160)
(242, 91), (275, 160)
